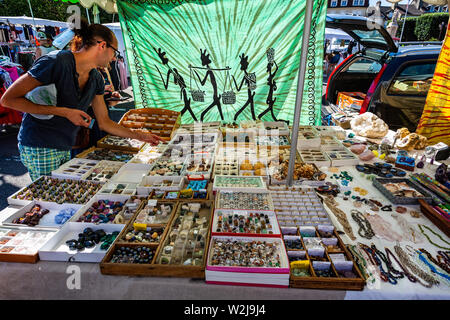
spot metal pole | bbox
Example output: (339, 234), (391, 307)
(399, 0), (410, 43)
(287, 0), (314, 186)
(27, 0), (37, 28)
(86, 8), (91, 24)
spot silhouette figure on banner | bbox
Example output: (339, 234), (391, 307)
(190, 49), (225, 121)
(232, 53), (257, 121)
(258, 48), (279, 121)
(153, 47), (197, 121)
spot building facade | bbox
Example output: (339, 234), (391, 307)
(327, 0), (370, 16)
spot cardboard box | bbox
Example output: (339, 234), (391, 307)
(337, 92), (366, 110)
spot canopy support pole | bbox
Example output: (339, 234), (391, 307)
(287, 0), (314, 186)
(399, 0), (411, 43)
(27, 0), (37, 28)
(86, 8), (91, 24)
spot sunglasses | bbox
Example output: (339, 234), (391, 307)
(97, 40), (120, 57)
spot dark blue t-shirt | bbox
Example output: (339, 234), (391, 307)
(18, 50), (105, 150)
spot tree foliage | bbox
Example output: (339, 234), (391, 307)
(0, 0), (115, 24)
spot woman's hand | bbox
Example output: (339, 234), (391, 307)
(134, 131), (165, 146)
(61, 108), (92, 127)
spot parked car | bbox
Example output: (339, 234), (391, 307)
(324, 14), (440, 132)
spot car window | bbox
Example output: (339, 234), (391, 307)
(343, 58), (382, 73)
(388, 62), (436, 96)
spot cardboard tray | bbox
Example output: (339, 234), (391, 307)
(211, 209), (281, 237)
(38, 222), (124, 263)
(206, 235), (290, 273)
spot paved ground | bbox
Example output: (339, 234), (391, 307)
(0, 126), (30, 211)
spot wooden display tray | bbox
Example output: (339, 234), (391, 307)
(0, 227), (57, 263)
(119, 108), (181, 141)
(132, 200), (178, 228)
(75, 146), (136, 162)
(418, 199), (450, 238)
(288, 228), (365, 290)
(100, 200), (214, 278)
(97, 135), (145, 153)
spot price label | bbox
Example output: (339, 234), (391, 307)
(290, 260), (310, 269)
(147, 200), (157, 206)
(133, 223), (147, 231)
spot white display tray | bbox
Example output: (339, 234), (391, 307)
(215, 190), (273, 211)
(7, 176), (102, 207)
(323, 146), (360, 167)
(212, 175), (267, 192)
(110, 163), (152, 184)
(70, 194), (131, 224)
(38, 222), (124, 263)
(211, 209), (281, 237)
(319, 136), (345, 151)
(183, 154), (215, 180)
(137, 176), (186, 195)
(81, 160), (125, 182)
(170, 132), (219, 145)
(51, 158), (99, 180)
(298, 149), (332, 168)
(2, 201), (83, 230)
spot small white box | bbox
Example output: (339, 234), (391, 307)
(38, 222), (124, 263)
(2, 201), (83, 229)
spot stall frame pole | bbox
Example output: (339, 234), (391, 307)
(287, 0), (315, 186)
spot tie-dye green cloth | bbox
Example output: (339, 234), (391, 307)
(117, 0), (327, 125)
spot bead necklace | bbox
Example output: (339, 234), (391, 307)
(351, 210), (375, 239)
(418, 248), (450, 274)
(360, 244), (392, 283)
(322, 195), (356, 240)
(385, 247), (418, 283)
(418, 224), (450, 250)
(358, 243), (383, 284)
(394, 245), (440, 288)
(437, 251), (450, 266)
(416, 250), (450, 282)
(347, 244), (368, 280)
(371, 244), (405, 284)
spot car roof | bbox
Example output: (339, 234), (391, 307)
(368, 45), (441, 57)
(394, 45), (442, 57)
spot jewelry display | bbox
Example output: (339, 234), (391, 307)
(394, 245), (440, 288)
(10, 176), (101, 204)
(350, 210), (375, 239)
(418, 224), (450, 250)
(322, 195), (356, 240)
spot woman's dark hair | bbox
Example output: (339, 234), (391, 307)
(70, 18), (115, 52)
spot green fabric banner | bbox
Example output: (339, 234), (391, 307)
(117, 0), (327, 125)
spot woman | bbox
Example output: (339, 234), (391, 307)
(34, 31), (56, 60)
(0, 20), (163, 181)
